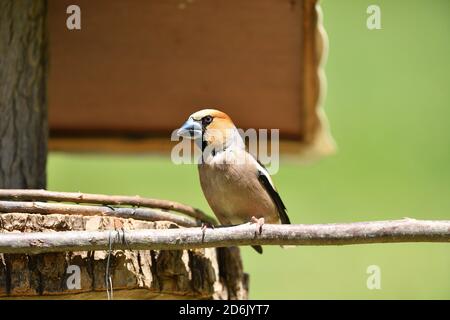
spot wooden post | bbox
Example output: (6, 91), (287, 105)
(0, 0), (48, 189)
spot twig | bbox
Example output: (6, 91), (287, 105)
(0, 219), (448, 254)
(0, 189), (216, 225)
(0, 200), (198, 227)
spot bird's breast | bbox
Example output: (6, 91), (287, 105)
(198, 158), (279, 225)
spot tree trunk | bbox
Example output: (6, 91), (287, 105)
(0, 0), (48, 189)
(0, 213), (249, 299)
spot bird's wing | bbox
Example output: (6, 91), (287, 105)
(254, 158), (291, 225)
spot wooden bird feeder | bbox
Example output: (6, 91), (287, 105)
(0, 0), (334, 300)
(3, 0), (449, 301)
(48, 0), (335, 159)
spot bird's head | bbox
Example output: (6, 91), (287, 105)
(177, 109), (243, 151)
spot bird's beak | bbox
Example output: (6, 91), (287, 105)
(177, 118), (202, 139)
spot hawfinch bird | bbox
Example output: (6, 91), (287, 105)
(177, 109), (291, 254)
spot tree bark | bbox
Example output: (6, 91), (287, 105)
(0, 0), (48, 189)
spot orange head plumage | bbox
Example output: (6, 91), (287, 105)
(177, 109), (242, 150)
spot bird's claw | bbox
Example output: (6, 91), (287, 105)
(201, 222), (215, 242)
(250, 216), (265, 235)
(201, 222), (215, 232)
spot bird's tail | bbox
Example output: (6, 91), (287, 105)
(251, 245), (263, 254)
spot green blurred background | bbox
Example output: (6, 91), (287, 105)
(48, 0), (450, 299)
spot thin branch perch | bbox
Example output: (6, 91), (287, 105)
(0, 201), (198, 227)
(0, 189), (216, 224)
(0, 219), (448, 254)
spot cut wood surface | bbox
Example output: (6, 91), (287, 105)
(0, 213), (247, 299)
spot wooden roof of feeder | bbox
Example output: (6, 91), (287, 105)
(47, 0), (335, 159)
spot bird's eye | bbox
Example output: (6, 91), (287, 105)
(203, 116), (213, 125)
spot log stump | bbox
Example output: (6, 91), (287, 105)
(0, 213), (248, 299)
